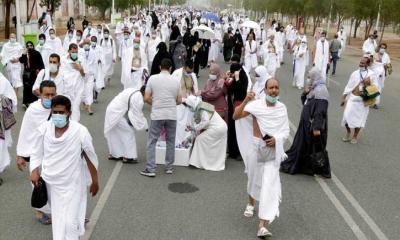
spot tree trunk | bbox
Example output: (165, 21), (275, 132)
(312, 16), (317, 35)
(27, 0), (37, 23)
(379, 23), (386, 45)
(353, 19), (361, 38)
(337, 15), (343, 32)
(5, 0), (12, 39)
(349, 18), (354, 45)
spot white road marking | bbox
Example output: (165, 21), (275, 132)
(328, 77), (340, 86)
(82, 161), (123, 240)
(288, 119), (388, 239)
(331, 174), (389, 240)
(315, 176), (368, 240)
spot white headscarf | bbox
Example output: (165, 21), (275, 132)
(184, 95), (201, 110)
(253, 65), (271, 98)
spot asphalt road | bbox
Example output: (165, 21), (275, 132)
(0, 45), (399, 240)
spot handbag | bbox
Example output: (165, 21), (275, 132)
(0, 97), (16, 130)
(310, 137), (329, 169)
(31, 177), (48, 208)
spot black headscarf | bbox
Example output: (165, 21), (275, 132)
(229, 63), (248, 102)
(170, 25), (181, 41)
(151, 42), (173, 75)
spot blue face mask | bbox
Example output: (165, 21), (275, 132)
(265, 95), (279, 104)
(42, 98), (52, 109)
(52, 114), (68, 128)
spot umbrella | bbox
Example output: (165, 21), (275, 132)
(202, 12), (220, 23)
(242, 20), (260, 30)
(191, 25), (215, 40)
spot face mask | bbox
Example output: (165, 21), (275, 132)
(359, 67), (367, 72)
(320, 37), (325, 41)
(84, 44), (90, 51)
(10, 38), (16, 43)
(49, 63), (58, 73)
(39, 39), (45, 45)
(42, 98), (52, 109)
(52, 113), (68, 128)
(379, 48), (385, 54)
(265, 95), (279, 104)
(88, 26), (92, 30)
(209, 74), (217, 80)
(184, 71), (192, 77)
(124, 35), (130, 40)
(50, 34), (56, 40)
(104, 34), (109, 39)
(70, 52), (78, 61)
(134, 44), (140, 49)
(91, 41), (97, 47)
(68, 33), (73, 39)
(76, 36), (82, 41)
(98, 30), (102, 34)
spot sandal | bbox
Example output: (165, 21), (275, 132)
(243, 204), (254, 218)
(38, 214), (52, 225)
(108, 155), (123, 161)
(351, 138), (358, 144)
(257, 227), (272, 238)
(342, 137), (351, 142)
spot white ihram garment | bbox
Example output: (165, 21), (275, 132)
(244, 40), (258, 72)
(0, 73), (17, 172)
(100, 37), (117, 79)
(293, 44), (309, 88)
(17, 100), (52, 214)
(189, 111), (227, 171)
(0, 41), (23, 88)
(208, 31), (222, 62)
(30, 121), (98, 240)
(243, 100), (289, 222)
(104, 89), (148, 159)
(314, 39), (330, 81)
(341, 69), (375, 128)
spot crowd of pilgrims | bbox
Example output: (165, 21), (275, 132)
(0, 5), (393, 239)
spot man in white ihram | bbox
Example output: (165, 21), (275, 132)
(233, 78), (290, 238)
(30, 95), (99, 240)
(313, 30), (330, 84)
(104, 87), (148, 163)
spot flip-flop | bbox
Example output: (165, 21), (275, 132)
(38, 214), (52, 225)
(342, 137), (351, 142)
(257, 227), (272, 238)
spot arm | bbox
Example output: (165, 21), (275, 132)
(144, 90), (152, 105)
(81, 128), (99, 197)
(82, 151), (99, 197)
(194, 111), (212, 133)
(311, 100), (328, 136)
(232, 92), (255, 120)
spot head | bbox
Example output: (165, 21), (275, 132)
(369, 34), (374, 41)
(248, 33), (254, 41)
(97, 25), (102, 33)
(156, 42), (167, 52)
(68, 43), (79, 61)
(51, 95), (71, 129)
(42, 19), (48, 26)
(307, 67), (325, 86)
(320, 31), (327, 40)
(39, 80), (57, 109)
(379, 43), (387, 54)
(133, 37), (141, 49)
(264, 78), (280, 104)
(90, 36), (97, 47)
(209, 63), (221, 80)
(334, 34), (338, 39)
(103, 29), (110, 38)
(184, 60), (194, 74)
(254, 65), (270, 83)
(26, 41), (34, 50)
(68, 29), (74, 38)
(123, 30), (130, 40)
(83, 38), (91, 50)
(184, 95), (201, 112)
(38, 34), (46, 45)
(76, 30), (82, 41)
(359, 57), (370, 70)
(49, 29), (56, 39)
(48, 53), (61, 73)
(159, 58), (173, 73)
(9, 33), (16, 43)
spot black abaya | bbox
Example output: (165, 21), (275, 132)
(19, 49), (44, 105)
(281, 96), (331, 178)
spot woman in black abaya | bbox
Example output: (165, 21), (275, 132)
(281, 67), (331, 178)
(150, 42), (173, 75)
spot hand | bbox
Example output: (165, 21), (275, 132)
(313, 130), (321, 137)
(244, 91), (255, 103)
(266, 137), (276, 147)
(72, 63), (82, 71)
(340, 100), (346, 107)
(31, 169), (40, 187)
(234, 70), (240, 81)
(16, 156), (27, 171)
(90, 181), (99, 197)
(11, 58), (19, 63)
(112, 59), (116, 63)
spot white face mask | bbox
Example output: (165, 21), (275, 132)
(209, 74), (217, 80)
(50, 34), (56, 39)
(379, 48), (386, 54)
(49, 63), (58, 73)
(320, 37), (325, 41)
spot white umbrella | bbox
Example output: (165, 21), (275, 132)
(242, 20), (260, 30)
(191, 25), (215, 40)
